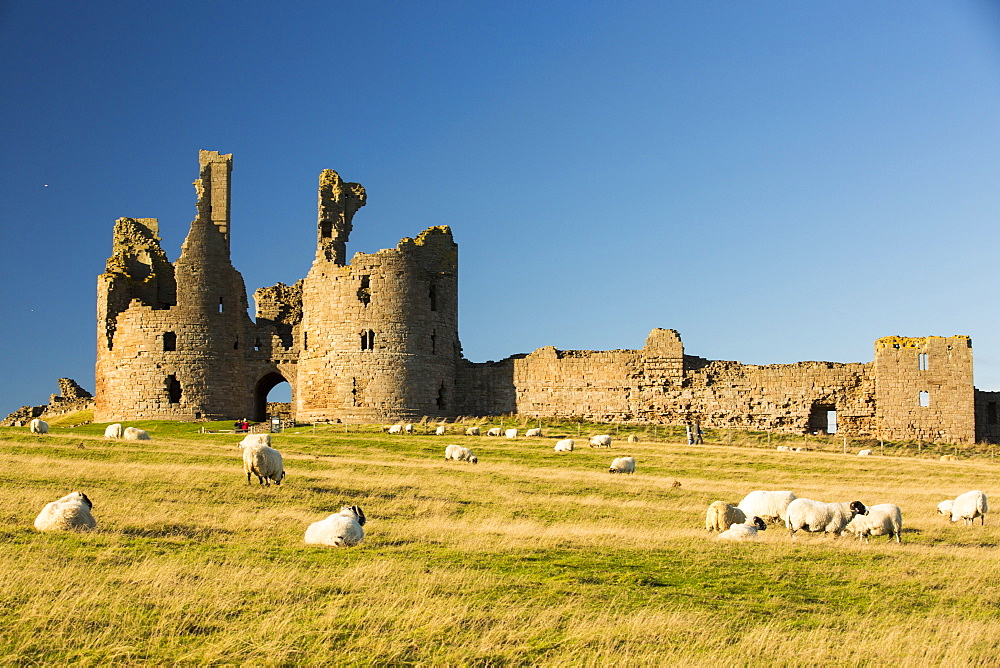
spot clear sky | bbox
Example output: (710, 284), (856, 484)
(1, 1), (998, 416)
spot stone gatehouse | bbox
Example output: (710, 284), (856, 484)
(93, 150), (989, 444)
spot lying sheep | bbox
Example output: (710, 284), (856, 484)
(717, 517), (767, 541)
(776, 445), (791, 452)
(239, 441), (285, 486)
(123, 427), (150, 440)
(737, 491), (797, 525)
(387, 424), (403, 434)
(939, 490), (988, 525)
(589, 434), (612, 448)
(525, 428), (542, 437)
(554, 438), (575, 452)
(609, 456), (636, 474)
(940, 454), (958, 461)
(786, 498), (867, 537)
(626, 435), (639, 444)
(304, 505), (366, 547)
(858, 449), (873, 457)
(844, 503), (902, 543)
(103, 423), (123, 439)
(34, 491), (96, 532)
(29, 418), (48, 434)
(705, 501), (747, 532)
(466, 426), (480, 436)
(505, 428), (518, 439)
(445, 444), (478, 463)
(487, 427), (502, 437)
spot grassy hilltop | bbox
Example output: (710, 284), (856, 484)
(3, 419), (1000, 665)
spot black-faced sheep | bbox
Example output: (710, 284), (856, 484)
(609, 456), (636, 474)
(34, 492), (96, 531)
(717, 517), (767, 540)
(445, 444), (478, 463)
(304, 505), (366, 547)
(786, 498), (867, 537)
(239, 441), (285, 486)
(844, 503), (902, 543)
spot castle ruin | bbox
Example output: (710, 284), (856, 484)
(93, 150), (997, 444)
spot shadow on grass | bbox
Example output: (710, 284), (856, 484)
(120, 523), (233, 539)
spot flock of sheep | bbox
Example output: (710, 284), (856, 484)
(706, 489), (989, 543)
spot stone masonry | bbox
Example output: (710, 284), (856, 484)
(86, 150), (991, 444)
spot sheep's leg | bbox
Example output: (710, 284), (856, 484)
(246, 472), (252, 485)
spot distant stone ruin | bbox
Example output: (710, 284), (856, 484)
(2, 378), (95, 426)
(82, 150), (995, 444)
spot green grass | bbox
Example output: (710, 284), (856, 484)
(2, 421), (1000, 664)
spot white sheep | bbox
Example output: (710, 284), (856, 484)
(705, 501), (747, 532)
(387, 424), (403, 434)
(304, 505), (366, 547)
(776, 445), (791, 452)
(404, 423), (415, 434)
(940, 454), (958, 461)
(940, 490), (988, 525)
(589, 434), (612, 448)
(626, 434), (639, 444)
(466, 426), (480, 436)
(717, 517), (767, 541)
(554, 438), (575, 452)
(858, 449), (873, 457)
(239, 433), (271, 448)
(239, 441), (285, 486)
(435, 425), (447, 436)
(844, 503), (902, 543)
(29, 418), (48, 434)
(737, 491), (797, 525)
(103, 423), (123, 439)
(525, 428), (542, 437)
(505, 428), (518, 439)
(34, 491), (96, 532)
(786, 498), (867, 537)
(792, 447), (807, 452)
(445, 444), (478, 463)
(609, 456), (636, 474)
(123, 427), (151, 440)
(487, 427), (502, 437)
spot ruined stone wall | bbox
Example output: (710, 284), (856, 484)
(975, 390), (1000, 444)
(874, 336), (975, 444)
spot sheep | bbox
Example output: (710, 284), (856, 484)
(239, 433), (271, 448)
(858, 449), (873, 457)
(487, 427), (502, 437)
(792, 447), (807, 452)
(435, 425), (447, 435)
(388, 424), (403, 434)
(844, 503), (902, 543)
(941, 490), (988, 525)
(609, 456), (636, 474)
(304, 505), (366, 547)
(786, 498), (867, 537)
(239, 441), (285, 486)
(626, 434), (639, 444)
(525, 428), (542, 437)
(705, 501), (747, 532)
(505, 428), (518, 439)
(34, 492), (96, 532)
(103, 423), (123, 439)
(123, 427), (151, 440)
(717, 517), (767, 541)
(737, 491), (797, 525)
(29, 418), (48, 434)
(940, 454), (958, 461)
(776, 445), (791, 452)
(554, 438), (575, 452)
(466, 426), (480, 436)
(589, 434), (612, 448)
(404, 423), (415, 434)
(445, 444), (478, 463)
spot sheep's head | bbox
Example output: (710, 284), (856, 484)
(274, 470), (286, 485)
(341, 505), (366, 526)
(937, 499), (954, 516)
(470, 455), (478, 464)
(71, 491), (93, 509)
(751, 516), (766, 531)
(850, 501), (868, 516)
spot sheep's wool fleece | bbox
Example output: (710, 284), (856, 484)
(305, 512), (365, 547)
(34, 492), (96, 531)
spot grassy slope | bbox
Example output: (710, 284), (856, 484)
(2, 423), (1000, 664)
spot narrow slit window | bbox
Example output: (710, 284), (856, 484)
(358, 275), (371, 306)
(233, 338), (239, 350)
(218, 298), (224, 313)
(361, 329), (375, 351)
(431, 330), (437, 354)
(303, 332), (308, 350)
(163, 331), (176, 352)
(918, 353), (928, 371)
(254, 338), (261, 352)
(429, 283), (438, 311)
(436, 383), (446, 410)
(919, 391), (930, 408)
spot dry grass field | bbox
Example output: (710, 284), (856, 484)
(2, 419), (1000, 665)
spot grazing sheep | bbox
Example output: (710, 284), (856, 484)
(387, 424), (403, 434)
(937, 499), (954, 517)
(776, 445), (791, 452)
(505, 428), (518, 439)
(717, 517), (767, 541)
(29, 418), (48, 434)
(609, 456), (636, 474)
(626, 434), (639, 444)
(435, 426), (447, 435)
(786, 498), (867, 537)
(844, 503), (902, 543)
(589, 434), (612, 448)
(525, 428), (542, 437)
(123, 427), (151, 440)
(737, 491), (797, 525)
(858, 449), (873, 457)
(103, 423), (123, 439)
(239, 441), (285, 486)
(466, 426), (480, 436)
(404, 423), (415, 434)
(34, 492), (96, 532)
(554, 438), (575, 452)
(942, 490), (988, 525)
(487, 427), (502, 437)
(940, 454), (958, 461)
(239, 433), (271, 448)
(445, 444), (478, 463)
(304, 505), (366, 547)
(705, 501), (747, 532)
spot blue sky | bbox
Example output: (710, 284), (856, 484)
(1, 1), (998, 416)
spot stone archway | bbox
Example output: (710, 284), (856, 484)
(253, 371), (291, 422)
